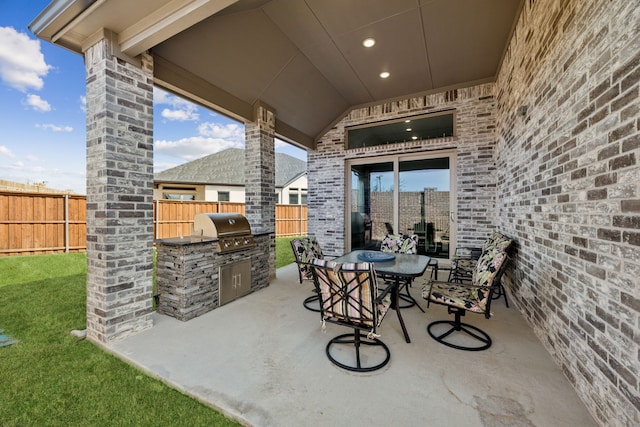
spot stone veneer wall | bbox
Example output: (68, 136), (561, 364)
(245, 105), (276, 280)
(84, 39), (154, 343)
(155, 234), (271, 321)
(309, 83), (499, 258)
(495, 0), (640, 424)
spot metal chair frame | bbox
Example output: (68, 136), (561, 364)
(449, 246), (510, 307)
(310, 260), (392, 372)
(424, 237), (514, 351)
(379, 233), (425, 312)
(290, 237), (324, 312)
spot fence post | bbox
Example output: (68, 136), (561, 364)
(154, 199), (159, 240)
(65, 194), (70, 253)
(299, 204), (303, 236)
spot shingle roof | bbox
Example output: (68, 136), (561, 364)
(154, 148), (306, 187)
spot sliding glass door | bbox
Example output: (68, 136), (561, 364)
(398, 157), (451, 257)
(350, 162), (393, 249)
(348, 152), (455, 259)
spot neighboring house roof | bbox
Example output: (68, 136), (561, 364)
(154, 148), (306, 187)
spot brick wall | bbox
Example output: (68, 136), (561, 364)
(310, 83), (499, 257)
(495, 0), (640, 424)
(245, 104), (276, 280)
(309, 1), (639, 422)
(84, 38), (154, 343)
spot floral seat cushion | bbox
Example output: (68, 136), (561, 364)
(482, 231), (512, 253)
(291, 237), (324, 281)
(423, 246), (510, 314)
(381, 234), (418, 254)
(426, 281), (490, 314)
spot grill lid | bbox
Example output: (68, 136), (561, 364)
(194, 213), (252, 238)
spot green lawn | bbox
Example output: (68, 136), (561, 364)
(0, 237), (301, 427)
(275, 235), (299, 268)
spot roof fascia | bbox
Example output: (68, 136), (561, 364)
(118, 0), (239, 57)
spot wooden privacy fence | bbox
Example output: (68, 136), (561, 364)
(0, 192), (86, 256)
(0, 191), (308, 256)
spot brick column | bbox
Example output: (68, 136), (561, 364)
(245, 103), (276, 279)
(84, 37), (154, 343)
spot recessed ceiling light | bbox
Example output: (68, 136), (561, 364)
(363, 38), (376, 48)
(412, 136), (418, 140)
(379, 71), (390, 79)
(406, 128), (412, 132)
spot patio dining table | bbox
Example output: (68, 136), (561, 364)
(333, 250), (432, 343)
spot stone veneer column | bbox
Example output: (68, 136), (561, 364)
(245, 104), (276, 279)
(84, 37), (154, 343)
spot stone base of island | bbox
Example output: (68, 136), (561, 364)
(155, 233), (272, 321)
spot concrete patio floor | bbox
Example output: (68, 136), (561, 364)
(109, 263), (596, 426)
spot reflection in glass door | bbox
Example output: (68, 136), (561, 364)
(399, 158), (450, 258)
(348, 153), (454, 259)
(350, 162), (393, 250)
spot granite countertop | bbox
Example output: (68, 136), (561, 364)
(156, 236), (217, 246)
(156, 231), (271, 246)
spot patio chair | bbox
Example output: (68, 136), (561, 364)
(379, 233), (425, 312)
(448, 247), (482, 283)
(290, 236), (325, 312)
(482, 232), (513, 307)
(309, 258), (392, 372)
(422, 233), (513, 351)
(448, 232), (513, 307)
(384, 222), (394, 234)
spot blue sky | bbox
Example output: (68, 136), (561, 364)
(0, 1), (306, 194)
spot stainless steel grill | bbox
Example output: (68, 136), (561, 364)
(193, 213), (255, 253)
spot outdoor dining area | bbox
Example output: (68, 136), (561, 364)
(110, 231), (595, 426)
(30, 0), (639, 424)
(111, 250), (595, 426)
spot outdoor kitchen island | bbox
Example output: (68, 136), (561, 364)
(154, 214), (271, 321)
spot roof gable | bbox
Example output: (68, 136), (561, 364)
(154, 148), (306, 187)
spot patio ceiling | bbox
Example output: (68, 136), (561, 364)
(31, 0), (523, 149)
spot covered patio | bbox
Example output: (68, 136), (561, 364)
(30, 0), (639, 425)
(110, 262), (595, 426)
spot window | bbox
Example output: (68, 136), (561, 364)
(289, 193), (299, 204)
(164, 194), (195, 200)
(218, 191), (230, 202)
(345, 110), (455, 150)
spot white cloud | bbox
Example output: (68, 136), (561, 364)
(153, 87), (192, 108)
(0, 161), (85, 194)
(198, 122), (244, 141)
(26, 154), (40, 162)
(274, 138), (290, 149)
(154, 87), (200, 121)
(0, 145), (15, 158)
(36, 123), (73, 132)
(24, 94), (51, 112)
(161, 107), (199, 121)
(0, 26), (51, 92)
(155, 137), (244, 161)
